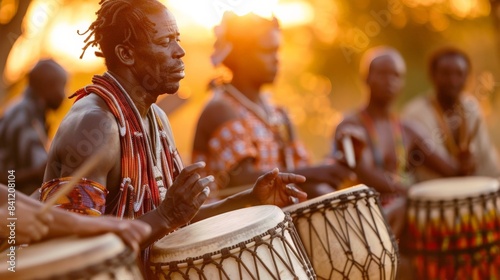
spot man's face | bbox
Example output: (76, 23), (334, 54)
(133, 9), (185, 95)
(366, 54), (405, 105)
(239, 29), (280, 85)
(37, 67), (66, 110)
(432, 55), (468, 100)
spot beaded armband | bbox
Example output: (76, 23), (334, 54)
(40, 177), (108, 216)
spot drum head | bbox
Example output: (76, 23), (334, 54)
(151, 205), (285, 263)
(409, 176), (499, 200)
(0, 233), (126, 279)
(283, 184), (369, 213)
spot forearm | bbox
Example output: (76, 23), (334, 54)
(417, 145), (459, 176)
(137, 209), (176, 248)
(193, 189), (259, 223)
(355, 165), (404, 193)
(412, 131), (460, 176)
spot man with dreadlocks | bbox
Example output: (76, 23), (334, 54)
(192, 12), (357, 200)
(36, 0), (307, 270)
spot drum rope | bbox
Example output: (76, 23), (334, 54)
(287, 188), (399, 280)
(150, 215), (315, 280)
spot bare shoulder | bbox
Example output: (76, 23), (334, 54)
(193, 96), (239, 151)
(45, 94), (120, 183)
(200, 97), (239, 130)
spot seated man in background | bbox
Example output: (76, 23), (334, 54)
(192, 12), (356, 199)
(0, 60), (66, 194)
(402, 46), (499, 181)
(333, 47), (471, 234)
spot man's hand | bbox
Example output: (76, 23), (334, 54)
(335, 124), (366, 168)
(304, 164), (357, 188)
(252, 168), (307, 207)
(73, 216), (151, 253)
(157, 162), (213, 230)
(458, 148), (476, 176)
(0, 201), (53, 244)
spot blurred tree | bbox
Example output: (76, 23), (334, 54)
(0, 0), (32, 99)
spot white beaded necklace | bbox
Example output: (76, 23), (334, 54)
(224, 83), (279, 126)
(105, 72), (168, 202)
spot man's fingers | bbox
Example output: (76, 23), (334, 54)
(286, 184), (308, 202)
(183, 162), (206, 173)
(176, 162), (206, 183)
(183, 175), (214, 195)
(181, 173), (202, 192)
(196, 176), (214, 191)
(36, 212), (54, 225)
(257, 168), (280, 184)
(132, 220), (152, 239)
(119, 228), (140, 253)
(194, 186), (210, 208)
(277, 173), (306, 184)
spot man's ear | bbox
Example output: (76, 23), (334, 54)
(115, 44), (135, 66)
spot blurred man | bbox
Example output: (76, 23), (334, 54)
(37, 0), (307, 269)
(192, 12), (356, 199)
(402, 47), (499, 181)
(0, 59), (66, 194)
(333, 47), (469, 235)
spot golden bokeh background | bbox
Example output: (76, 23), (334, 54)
(1, 0), (500, 164)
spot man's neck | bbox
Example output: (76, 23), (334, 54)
(435, 92), (459, 112)
(365, 98), (391, 119)
(107, 71), (157, 118)
(230, 75), (262, 103)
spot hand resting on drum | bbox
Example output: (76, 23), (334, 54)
(0, 184), (151, 252)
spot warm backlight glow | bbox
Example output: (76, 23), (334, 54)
(45, 2), (103, 72)
(4, 0), (103, 84)
(165, 0), (313, 29)
(0, 0), (17, 24)
(404, 0), (490, 18)
(4, 0), (53, 83)
(275, 2), (314, 28)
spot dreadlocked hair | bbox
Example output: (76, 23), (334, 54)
(78, 0), (166, 69)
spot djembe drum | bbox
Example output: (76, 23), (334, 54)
(0, 233), (143, 279)
(403, 177), (500, 280)
(283, 184), (399, 280)
(149, 205), (315, 280)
